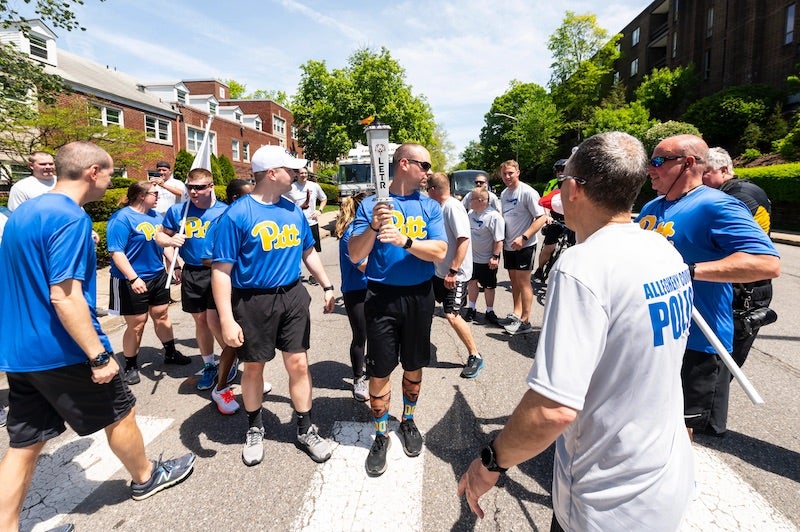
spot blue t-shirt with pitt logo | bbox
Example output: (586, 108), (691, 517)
(212, 195), (313, 289)
(352, 191), (446, 286)
(637, 185), (778, 353)
(107, 207), (165, 280)
(163, 200), (227, 267)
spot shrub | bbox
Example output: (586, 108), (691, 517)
(641, 121), (702, 155)
(110, 177), (137, 189)
(84, 188), (128, 222)
(93, 221), (109, 267)
(735, 163), (800, 202)
(739, 148), (762, 163)
(320, 182), (338, 204)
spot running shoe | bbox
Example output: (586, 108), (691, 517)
(460, 355), (484, 379)
(123, 367), (141, 385)
(211, 386), (240, 415)
(263, 381), (272, 394)
(502, 316), (523, 334)
(463, 308), (476, 322)
(496, 313), (518, 327)
(398, 418), (423, 457)
(353, 376), (369, 402)
(164, 350), (191, 365)
(297, 424), (333, 463)
(366, 433), (391, 476)
(226, 358), (238, 383)
(197, 362), (218, 390)
(242, 427), (265, 466)
(484, 311), (501, 326)
(506, 321), (534, 335)
(130, 452), (195, 500)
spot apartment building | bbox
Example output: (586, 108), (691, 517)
(614, 0), (800, 99)
(0, 20), (300, 182)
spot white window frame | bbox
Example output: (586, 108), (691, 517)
(209, 102), (217, 115)
(29, 34), (48, 60)
(145, 115), (171, 143)
(255, 118), (262, 131)
(176, 89), (187, 104)
(273, 115), (286, 136)
(232, 139), (240, 161)
(235, 111), (242, 122)
(187, 127), (216, 154)
(613, 71), (620, 84)
(632, 27), (640, 47)
(786, 3), (796, 45)
(243, 142), (250, 162)
(92, 103), (123, 127)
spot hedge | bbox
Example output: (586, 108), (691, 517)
(93, 221), (109, 267)
(735, 164), (800, 202)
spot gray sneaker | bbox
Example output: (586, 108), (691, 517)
(242, 427), (265, 466)
(496, 313), (518, 327)
(502, 315), (523, 334)
(506, 321), (534, 335)
(0, 405), (7, 428)
(297, 424), (332, 463)
(353, 376), (369, 402)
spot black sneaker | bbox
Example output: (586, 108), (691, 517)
(398, 418), (423, 457)
(130, 452), (195, 500)
(496, 313), (517, 327)
(366, 434), (391, 476)
(484, 311), (500, 326)
(123, 367), (141, 385)
(463, 308), (476, 322)
(460, 354), (484, 379)
(164, 350), (191, 365)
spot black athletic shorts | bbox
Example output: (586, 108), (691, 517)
(432, 275), (468, 315)
(470, 262), (498, 290)
(181, 265), (215, 313)
(109, 270), (171, 316)
(681, 348), (729, 431)
(310, 223), (322, 252)
(231, 279), (311, 363)
(503, 246), (535, 270)
(5, 362), (136, 448)
(364, 280), (434, 378)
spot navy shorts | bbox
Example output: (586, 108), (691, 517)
(470, 262), (498, 290)
(432, 275), (468, 315)
(503, 246), (535, 270)
(232, 280), (311, 363)
(181, 265), (215, 313)
(364, 280), (434, 378)
(109, 270), (171, 316)
(5, 362), (136, 448)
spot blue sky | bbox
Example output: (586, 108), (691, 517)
(33, 0), (648, 164)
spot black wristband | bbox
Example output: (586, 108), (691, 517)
(128, 276), (139, 285)
(448, 268), (458, 275)
(403, 237), (413, 249)
(323, 285), (334, 292)
(688, 263), (696, 279)
(492, 254), (501, 259)
(521, 234), (529, 241)
(369, 223), (380, 232)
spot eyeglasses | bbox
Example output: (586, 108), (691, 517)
(475, 181), (486, 185)
(649, 155), (685, 167)
(406, 158), (432, 171)
(470, 195), (487, 202)
(556, 175), (587, 185)
(186, 183), (213, 191)
(146, 191), (159, 197)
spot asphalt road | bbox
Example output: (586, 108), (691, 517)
(0, 217), (798, 532)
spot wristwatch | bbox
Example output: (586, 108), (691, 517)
(491, 254), (501, 260)
(88, 350), (112, 368)
(521, 234), (529, 241)
(403, 237), (413, 249)
(323, 285), (335, 292)
(448, 268), (458, 276)
(480, 439), (508, 473)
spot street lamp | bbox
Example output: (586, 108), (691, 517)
(492, 112), (519, 162)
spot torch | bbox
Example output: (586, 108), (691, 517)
(365, 121), (392, 205)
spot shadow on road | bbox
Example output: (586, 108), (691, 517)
(695, 430), (800, 484)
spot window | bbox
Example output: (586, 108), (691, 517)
(145, 115), (171, 142)
(672, 32), (678, 58)
(243, 142), (250, 162)
(613, 71), (620, 84)
(706, 7), (714, 38)
(273, 115), (286, 136)
(219, 87), (226, 99)
(234, 111), (242, 122)
(630, 58), (639, 77)
(232, 139), (240, 161)
(92, 104), (123, 127)
(786, 3), (796, 44)
(187, 127), (216, 154)
(674, 0), (679, 21)
(209, 102), (217, 115)
(632, 27), (640, 47)
(29, 34), (48, 60)
(615, 42), (621, 53)
(176, 89), (187, 104)
(703, 49), (712, 79)
(255, 118), (262, 131)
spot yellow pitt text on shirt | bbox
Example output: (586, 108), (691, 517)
(638, 215), (676, 240)
(391, 210), (428, 240)
(136, 222), (160, 240)
(185, 217), (210, 239)
(252, 221), (301, 251)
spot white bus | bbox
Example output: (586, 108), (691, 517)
(336, 142), (399, 202)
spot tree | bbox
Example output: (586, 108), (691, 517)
(547, 11), (610, 88)
(460, 140), (484, 170)
(514, 93), (563, 171)
(292, 47), (435, 163)
(223, 79), (247, 99)
(429, 123), (454, 172)
(634, 65), (698, 121)
(173, 149), (194, 181)
(216, 154), (236, 183)
(641, 121), (702, 155)
(583, 101), (656, 139)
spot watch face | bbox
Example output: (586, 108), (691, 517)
(480, 446), (493, 468)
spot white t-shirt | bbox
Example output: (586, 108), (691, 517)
(462, 190), (501, 213)
(468, 208), (504, 263)
(154, 176), (188, 215)
(528, 223), (694, 532)
(7, 176), (57, 211)
(500, 181), (545, 249)
(435, 196), (472, 282)
(284, 181), (327, 226)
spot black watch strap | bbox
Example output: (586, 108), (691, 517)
(88, 350), (112, 368)
(481, 439), (508, 473)
(323, 285), (335, 292)
(448, 268), (458, 275)
(403, 237), (413, 249)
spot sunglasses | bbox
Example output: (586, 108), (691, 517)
(649, 155), (685, 167)
(186, 183), (213, 191)
(407, 158), (432, 171)
(475, 180), (486, 185)
(556, 175), (587, 185)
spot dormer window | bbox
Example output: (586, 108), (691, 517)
(176, 89), (187, 104)
(209, 102), (217, 115)
(29, 34), (48, 60)
(235, 111), (242, 122)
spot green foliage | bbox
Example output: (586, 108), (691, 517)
(515, 93), (564, 170)
(583, 101), (657, 139)
(223, 79), (247, 99)
(641, 121), (702, 155)
(110, 177), (137, 189)
(634, 65), (698, 121)
(292, 47), (435, 163)
(0, 195), (7, 208)
(739, 148), (762, 163)
(547, 11), (610, 88)
(210, 153), (222, 184)
(735, 163), (800, 202)
(214, 185), (227, 202)
(216, 154), (236, 184)
(429, 123), (454, 172)
(683, 84), (784, 152)
(84, 188), (127, 223)
(173, 150), (194, 181)
(92, 221), (109, 267)
(319, 182), (338, 203)
(0, 1), (96, 32)
(460, 140), (484, 170)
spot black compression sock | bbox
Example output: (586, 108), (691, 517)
(296, 410), (312, 435)
(124, 355), (138, 371)
(163, 340), (176, 357)
(246, 408), (263, 430)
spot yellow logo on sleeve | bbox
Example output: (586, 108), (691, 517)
(252, 221), (301, 251)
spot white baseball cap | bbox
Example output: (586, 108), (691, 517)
(252, 145), (307, 173)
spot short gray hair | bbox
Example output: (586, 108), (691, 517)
(706, 147), (733, 171)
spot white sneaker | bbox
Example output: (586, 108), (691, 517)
(503, 315), (523, 334)
(242, 427), (265, 466)
(263, 381), (272, 394)
(353, 376), (369, 402)
(212, 386), (240, 415)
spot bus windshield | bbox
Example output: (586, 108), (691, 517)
(338, 163), (394, 184)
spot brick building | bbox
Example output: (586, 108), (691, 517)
(614, 0), (800, 99)
(0, 20), (301, 183)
